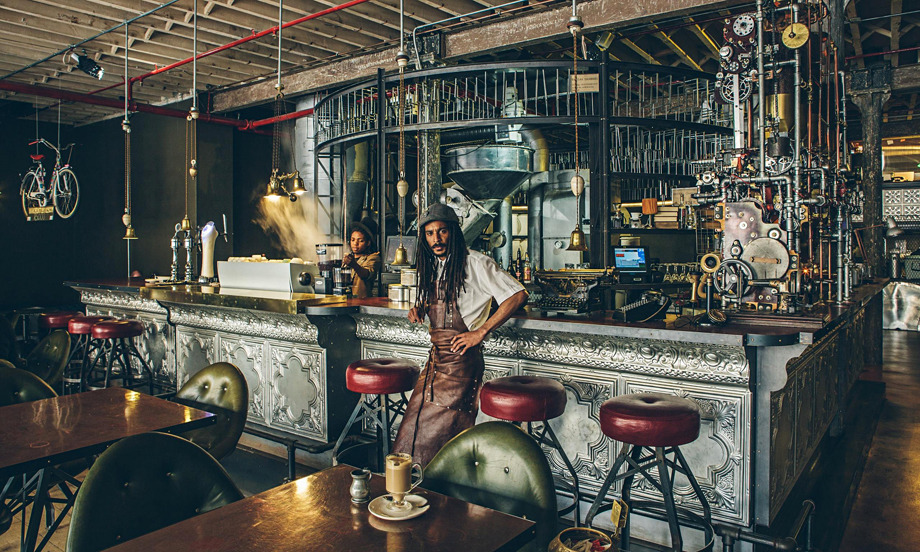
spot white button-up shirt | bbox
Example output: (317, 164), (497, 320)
(435, 250), (525, 331)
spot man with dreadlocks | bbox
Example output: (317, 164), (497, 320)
(393, 203), (528, 466)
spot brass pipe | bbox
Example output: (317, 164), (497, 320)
(618, 200), (674, 209)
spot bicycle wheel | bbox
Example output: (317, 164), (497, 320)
(53, 168), (80, 219)
(20, 171), (42, 219)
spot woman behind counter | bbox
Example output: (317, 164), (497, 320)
(343, 219), (382, 298)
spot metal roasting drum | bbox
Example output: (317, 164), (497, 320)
(444, 144), (534, 201)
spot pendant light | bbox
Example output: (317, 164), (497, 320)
(392, 0), (410, 267)
(122, 22), (137, 243)
(181, 0), (199, 232)
(262, 0), (305, 202)
(566, 0), (587, 252)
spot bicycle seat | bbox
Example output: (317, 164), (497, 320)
(30, 154), (44, 161)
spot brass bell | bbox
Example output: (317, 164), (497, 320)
(392, 243), (409, 266)
(123, 225), (138, 240)
(180, 215), (192, 232)
(566, 225), (587, 251)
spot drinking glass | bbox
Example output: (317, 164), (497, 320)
(383, 452), (423, 514)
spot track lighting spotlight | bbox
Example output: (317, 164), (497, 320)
(69, 50), (104, 80)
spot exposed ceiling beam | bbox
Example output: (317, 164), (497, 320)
(621, 38), (660, 65)
(891, 0), (903, 67)
(655, 29), (702, 71)
(846, 1), (865, 69)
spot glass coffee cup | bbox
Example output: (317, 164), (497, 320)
(383, 452), (423, 513)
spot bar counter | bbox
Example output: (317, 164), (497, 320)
(66, 278), (884, 539)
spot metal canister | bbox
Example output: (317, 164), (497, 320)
(400, 268), (418, 287)
(388, 284), (410, 302)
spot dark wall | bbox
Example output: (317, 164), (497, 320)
(0, 108), (274, 312)
(232, 129), (279, 259)
(0, 118), (81, 310)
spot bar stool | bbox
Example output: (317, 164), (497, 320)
(85, 320), (155, 394)
(332, 358), (419, 470)
(585, 392), (713, 552)
(63, 315), (113, 394)
(480, 375), (581, 524)
(38, 311), (82, 334)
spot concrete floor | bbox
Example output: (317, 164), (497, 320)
(839, 330), (920, 552)
(1, 329), (917, 551)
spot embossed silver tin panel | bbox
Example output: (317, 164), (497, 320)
(267, 341), (327, 441)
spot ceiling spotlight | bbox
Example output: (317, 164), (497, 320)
(69, 50), (104, 80)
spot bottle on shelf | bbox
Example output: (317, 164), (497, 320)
(515, 249), (523, 281)
(523, 252), (532, 283)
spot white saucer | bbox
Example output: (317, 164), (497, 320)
(368, 494), (430, 521)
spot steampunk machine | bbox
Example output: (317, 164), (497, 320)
(690, 0), (861, 314)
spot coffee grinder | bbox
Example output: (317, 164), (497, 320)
(315, 243), (343, 295)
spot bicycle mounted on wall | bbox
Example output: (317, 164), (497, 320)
(20, 138), (81, 221)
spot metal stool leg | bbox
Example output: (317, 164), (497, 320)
(655, 447), (683, 551)
(585, 441), (631, 527)
(532, 421), (582, 525)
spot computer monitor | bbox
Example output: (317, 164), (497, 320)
(613, 246), (649, 273)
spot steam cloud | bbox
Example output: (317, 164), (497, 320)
(255, 197), (328, 261)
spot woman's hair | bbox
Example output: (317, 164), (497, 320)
(350, 226), (377, 254)
(416, 220), (467, 311)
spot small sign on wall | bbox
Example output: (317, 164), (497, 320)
(569, 74), (599, 93)
(27, 206), (54, 222)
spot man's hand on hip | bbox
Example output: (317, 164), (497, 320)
(450, 328), (487, 355)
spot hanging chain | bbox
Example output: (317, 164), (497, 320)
(185, 117), (190, 216)
(125, 127), (131, 215)
(573, 29), (579, 177)
(398, 66), (406, 234)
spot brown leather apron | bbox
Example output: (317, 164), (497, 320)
(392, 282), (484, 466)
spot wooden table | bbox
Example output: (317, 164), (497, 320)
(0, 387), (216, 552)
(105, 464), (537, 552)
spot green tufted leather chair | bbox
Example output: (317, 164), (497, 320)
(174, 362), (249, 460)
(0, 360), (57, 535)
(66, 431), (244, 552)
(0, 359), (56, 405)
(423, 421), (558, 552)
(0, 316), (21, 365)
(23, 330), (70, 388)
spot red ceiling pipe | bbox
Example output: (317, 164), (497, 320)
(89, 0), (375, 99)
(246, 107), (314, 129)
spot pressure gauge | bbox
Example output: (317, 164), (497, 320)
(732, 15), (755, 38)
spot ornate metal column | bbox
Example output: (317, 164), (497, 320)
(850, 65), (891, 273)
(418, 129), (442, 211)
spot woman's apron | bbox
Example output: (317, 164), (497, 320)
(392, 283), (485, 466)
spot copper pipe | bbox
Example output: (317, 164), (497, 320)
(833, 47), (841, 170)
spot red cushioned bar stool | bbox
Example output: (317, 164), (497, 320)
(38, 311), (82, 334)
(332, 358), (420, 470)
(84, 320), (155, 394)
(585, 392), (713, 552)
(480, 375), (582, 525)
(62, 315), (114, 394)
